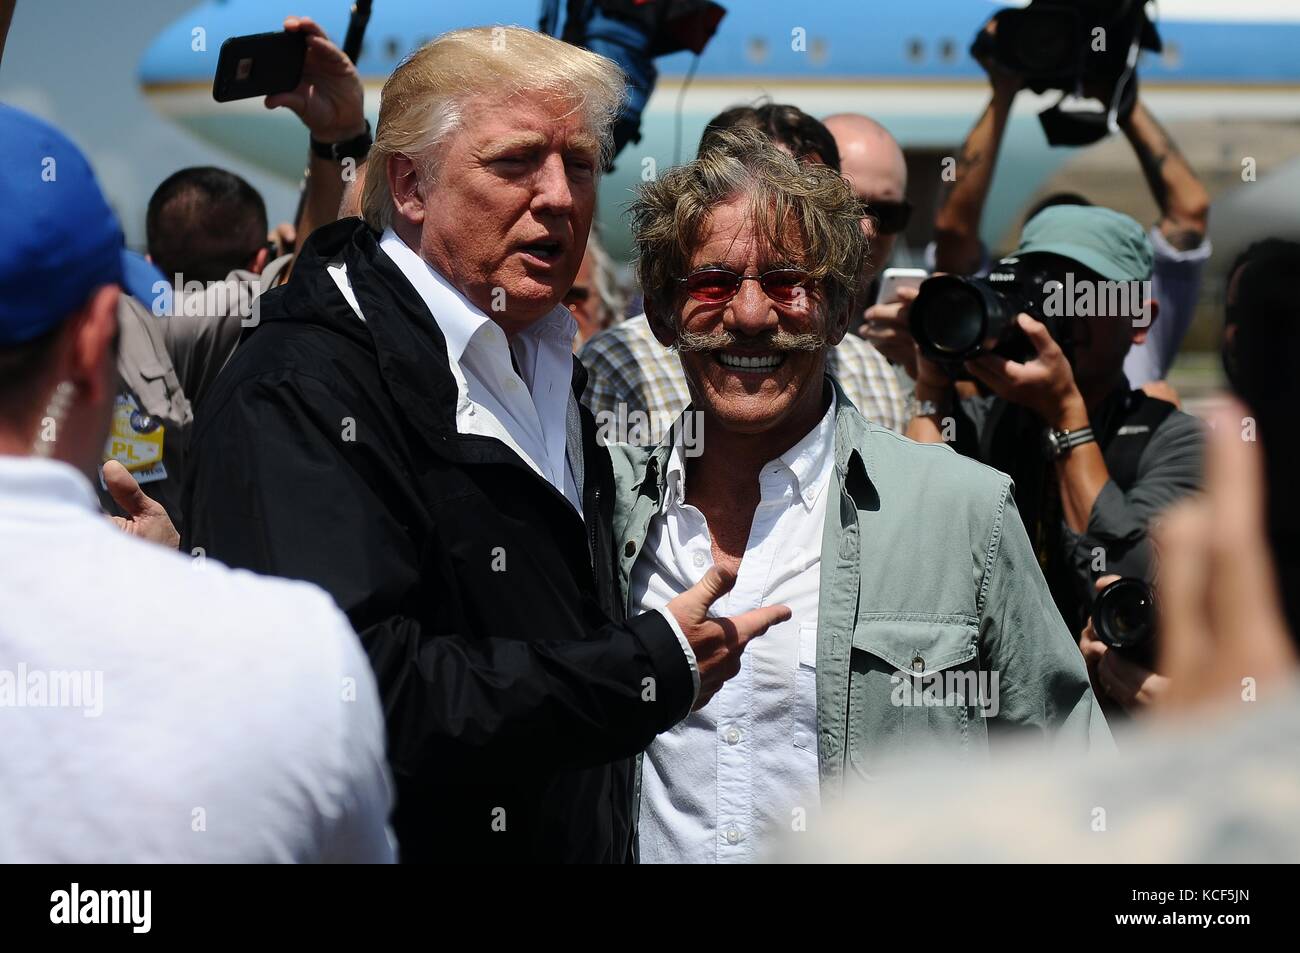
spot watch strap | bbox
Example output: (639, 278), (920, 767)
(1047, 424), (1095, 459)
(311, 120), (372, 162)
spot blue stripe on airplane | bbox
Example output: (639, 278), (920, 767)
(139, 0), (1300, 86)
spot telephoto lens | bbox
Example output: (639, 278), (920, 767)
(1093, 577), (1158, 669)
(908, 274), (1015, 364)
(909, 255), (1066, 369)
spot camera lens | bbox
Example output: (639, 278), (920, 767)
(910, 274), (1003, 363)
(1094, 577), (1156, 652)
(921, 284), (985, 356)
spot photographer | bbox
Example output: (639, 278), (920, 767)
(906, 206), (1203, 637)
(929, 14), (1211, 389)
(1083, 238), (1300, 712)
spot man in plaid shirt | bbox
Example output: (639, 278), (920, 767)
(581, 104), (906, 434)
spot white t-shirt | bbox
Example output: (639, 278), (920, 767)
(0, 455), (394, 862)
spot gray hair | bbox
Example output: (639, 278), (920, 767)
(630, 126), (867, 333)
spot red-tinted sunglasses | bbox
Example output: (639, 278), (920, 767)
(678, 267), (811, 305)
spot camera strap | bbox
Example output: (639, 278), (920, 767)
(1099, 389), (1177, 490)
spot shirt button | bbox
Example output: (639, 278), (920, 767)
(725, 827), (741, 845)
(793, 732), (811, 748)
(912, 655), (925, 672)
(724, 727), (741, 745)
(624, 541), (636, 558)
(692, 551), (706, 568)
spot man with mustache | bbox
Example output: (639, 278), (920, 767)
(612, 128), (1111, 863)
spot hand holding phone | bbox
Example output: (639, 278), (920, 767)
(862, 268), (929, 378)
(212, 31), (308, 103)
(875, 267), (929, 306)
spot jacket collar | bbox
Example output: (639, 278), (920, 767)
(827, 376), (877, 501)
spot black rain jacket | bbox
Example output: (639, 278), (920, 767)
(182, 219), (694, 863)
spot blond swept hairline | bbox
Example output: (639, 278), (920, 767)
(361, 26), (625, 232)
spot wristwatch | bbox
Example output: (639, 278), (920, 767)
(310, 120), (372, 162)
(1043, 424), (1095, 460)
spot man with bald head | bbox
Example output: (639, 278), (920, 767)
(823, 113), (917, 374)
(823, 113), (910, 281)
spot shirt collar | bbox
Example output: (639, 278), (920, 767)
(0, 454), (99, 518)
(662, 390), (838, 513)
(378, 227), (577, 363)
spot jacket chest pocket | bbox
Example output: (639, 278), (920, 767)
(845, 619), (987, 782)
(134, 358), (191, 427)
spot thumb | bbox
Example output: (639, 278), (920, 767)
(728, 604), (793, 649)
(678, 565), (737, 620)
(265, 91), (307, 115)
(1016, 312), (1053, 350)
(103, 460), (152, 517)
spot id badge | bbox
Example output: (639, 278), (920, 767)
(103, 394), (166, 483)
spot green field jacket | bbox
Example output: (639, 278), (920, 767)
(609, 379), (1114, 800)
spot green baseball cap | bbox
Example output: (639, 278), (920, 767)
(1013, 205), (1153, 282)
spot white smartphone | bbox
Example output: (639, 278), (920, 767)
(875, 267), (929, 305)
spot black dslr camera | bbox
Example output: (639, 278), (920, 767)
(1092, 577), (1158, 669)
(974, 0), (1162, 146)
(908, 254), (1074, 374)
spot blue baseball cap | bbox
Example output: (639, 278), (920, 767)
(0, 103), (126, 345)
(121, 250), (169, 313)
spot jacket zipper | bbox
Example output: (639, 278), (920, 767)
(588, 485), (600, 572)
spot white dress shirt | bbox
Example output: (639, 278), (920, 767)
(0, 455), (393, 862)
(376, 228), (582, 513)
(633, 394), (837, 863)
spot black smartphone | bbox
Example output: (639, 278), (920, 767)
(212, 31), (307, 103)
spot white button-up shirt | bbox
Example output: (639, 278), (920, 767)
(632, 395), (837, 863)
(377, 229), (582, 513)
(0, 455), (393, 862)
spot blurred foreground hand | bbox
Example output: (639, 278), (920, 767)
(103, 460), (179, 550)
(1154, 399), (1297, 712)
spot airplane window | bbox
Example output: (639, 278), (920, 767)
(906, 38), (924, 63)
(939, 38), (957, 63)
(809, 38), (828, 66)
(745, 36), (769, 64)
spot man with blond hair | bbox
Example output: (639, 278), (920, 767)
(184, 26), (785, 863)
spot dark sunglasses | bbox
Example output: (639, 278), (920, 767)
(563, 285), (591, 306)
(857, 198), (913, 235)
(677, 267), (811, 305)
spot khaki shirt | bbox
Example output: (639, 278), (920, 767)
(100, 255), (293, 529)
